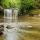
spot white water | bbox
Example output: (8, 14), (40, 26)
(4, 9), (13, 23)
(13, 9), (18, 22)
(4, 9), (32, 40)
(4, 9), (18, 40)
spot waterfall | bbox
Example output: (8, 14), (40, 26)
(13, 8), (18, 22)
(4, 9), (12, 23)
(4, 8), (18, 40)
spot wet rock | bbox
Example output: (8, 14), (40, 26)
(6, 25), (14, 29)
(0, 32), (3, 35)
(0, 25), (4, 35)
(0, 6), (4, 14)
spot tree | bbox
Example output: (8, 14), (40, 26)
(18, 0), (40, 15)
(0, 0), (21, 9)
(19, 0), (35, 15)
(0, 0), (40, 16)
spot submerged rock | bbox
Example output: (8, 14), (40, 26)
(6, 25), (14, 29)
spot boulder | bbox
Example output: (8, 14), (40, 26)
(0, 25), (4, 35)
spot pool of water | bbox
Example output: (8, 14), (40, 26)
(0, 15), (40, 40)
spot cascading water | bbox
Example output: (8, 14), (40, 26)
(4, 9), (12, 23)
(4, 8), (18, 40)
(13, 9), (18, 22)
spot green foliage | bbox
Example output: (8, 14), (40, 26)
(1, 0), (15, 8)
(0, 0), (40, 16)
(19, 0), (35, 15)
(1, 0), (40, 9)
(19, 0), (40, 15)
(36, 0), (40, 8)
(0, 0), (21, 8)
(14, 0), (21, 9)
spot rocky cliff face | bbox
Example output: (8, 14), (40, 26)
(0, 6), (4, 14)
